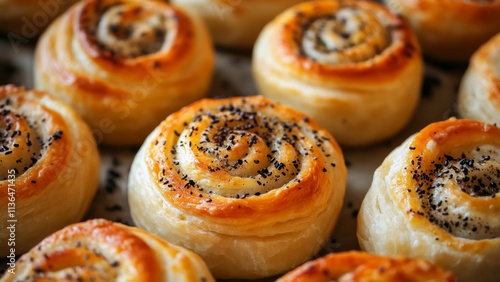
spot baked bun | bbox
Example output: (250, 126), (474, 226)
(0, 0), (79, 36)
(0, 85), (100, 257)
(0, 219), (215, 282)
(383, 0), (500, 63)
(34, 0), (215, 146)
(458, 33), (500, 125)
(171, 0), (306, 49)
(277, 251), (457, 282)
(358, 118), (500, 282)
(128, 95), (347, 279)
(252, 0), (423, 146)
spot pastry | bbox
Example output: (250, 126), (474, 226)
(0, 219), (215, 282)
(0, 85), (100, 257)
(458, 33), (500, 125)
(358, 118), (500, 282)
(171, 0), (307, 49)
(383, 0), (500, 63)
(34, 0), (215, 146)
(277, 251), (457, 282)
(128, 95), (347, 279)
(0, 0), (79, 37)
(252, 0), (423, 146)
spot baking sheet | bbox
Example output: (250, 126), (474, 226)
(0, 37), (464, 279)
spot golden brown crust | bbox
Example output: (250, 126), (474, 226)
(35, 0), (215, 146)
(0, 85), (100, 256)
(128, 96), (347, 279)
(358, 118), (500, 282)
(383, 0), (500, 62)
(0, 219), (215, 282)
(253, 0), (423, 146)
(277, 251), (457, 282)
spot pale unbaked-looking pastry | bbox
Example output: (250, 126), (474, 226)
(358, 118), (500, 282)
(0, 85), (100, 257)
(253, 0), (423, 146)
(0, 0), (79, 36)
(128, 96), (347, 279)
(171, 0), (307, 49)
(0, 219), (215, 282)
(35, 0), (215, 146)
(458, 33), (500, 125)
(383, 0), (500, 63)
(277, 251), (457, 282)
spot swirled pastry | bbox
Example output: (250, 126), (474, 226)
(0, 85), (100, 257)
(277, 251), (457, 282)
(357, 118), (500, 282)
(34, 0), (215, 146)
(0, 219), (215, 282)
(0, 0), (79, 36)
(383, 0), (500, 63)
(458, 33), (500, 125)
(171, 0), (306, 49)
(128, 96), (347, 279)
(252, 0), (423, 146)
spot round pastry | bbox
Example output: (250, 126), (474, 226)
(0, 0), (79, 37)
(0, 85), (100, 257)
(128, 95), (347, 279)
(383, 0), (500, 63)
(0, 219), (215, 282)
(252, 0), (423, 147)
(357, 118), (500, 282)
(34, 0), (215, 146)
(171, 0), (307, 49)
(458, 33), (500, 125)
(277, 251), (457, 282)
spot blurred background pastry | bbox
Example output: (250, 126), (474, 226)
(358, 118), (500, 282)
(128, 95), (347, 279)
(0, 85), (100, 257)
(34, 0), (215, 146)
(253, 0), (423, 146)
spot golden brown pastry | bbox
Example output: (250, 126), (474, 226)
(0, 219), (215, 282)
(171, 0), (307, 49)
(34, 0), (215, 146)
(0, 85), (100, 257)
(277, 251), (457, 282)
(358, 118), (500, 282)
(128, 95), (347, 279)
(383, 0), (500, 63)
(458, 33), (500, 125)
(252, 0), (423, 146)
(0, 0), (79, 37)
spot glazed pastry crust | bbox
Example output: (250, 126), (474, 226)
(383, 0), (500, 62)
(253, 0), (423, 146)
(171, 0), (306, 49)
(458, 33), (500, 125)
(0, 219), (215, 282)
(277, 251), (457, 282)
(358, 118), (500, 282)
(35, 0), (214, 146)
(128, 96), (347, 279)
(0, 85), (100, 256)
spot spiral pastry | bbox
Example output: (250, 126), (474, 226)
(458, 33), (500, 125)
(0, 85), (100, 257)
(383, 0), (500, 63)
(277, 251), (457, 282)
(128, 96), (347, 279)
(34, 0), (215, 146)
(0, 219), (215, 282)
(171, 0), (307, 49)
(357, 118), (500, 282)
(252, 0), (423, 146)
